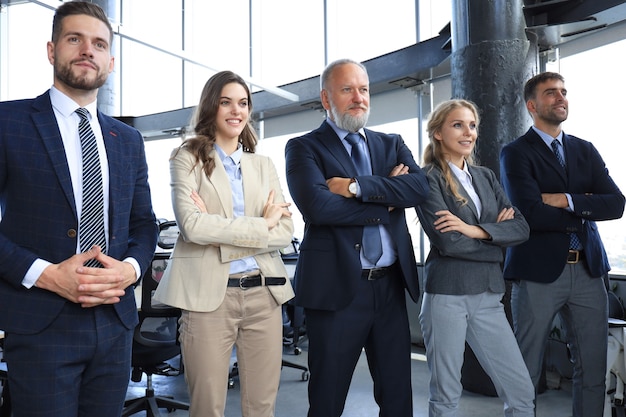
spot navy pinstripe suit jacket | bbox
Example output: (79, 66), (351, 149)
(0, 90), (158, 334)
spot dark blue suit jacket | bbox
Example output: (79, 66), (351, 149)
(285, 121), (429, 311)
(500, 127), (624, 282)
(0, 91), (158, 334)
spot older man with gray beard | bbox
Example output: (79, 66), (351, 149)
(285, 58), (429, 417)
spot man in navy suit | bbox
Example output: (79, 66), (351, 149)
(0, 2), (158, 416)
(285, 59), (429, 417)
(500, 72), (625, 417)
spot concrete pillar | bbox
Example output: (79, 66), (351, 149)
(450, 0), (537, 178)
(93, 0), (120, 116)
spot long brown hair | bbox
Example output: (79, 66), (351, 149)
(175, 71), (258, 177)
(423, 99), (480, 205)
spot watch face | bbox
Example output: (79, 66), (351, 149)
(349, 182), (357, 194)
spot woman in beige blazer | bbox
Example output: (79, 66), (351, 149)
(154, 71), (294, 417)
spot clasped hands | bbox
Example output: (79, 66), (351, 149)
(37, 245), (136, 308)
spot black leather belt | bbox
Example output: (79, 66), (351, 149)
(227, 275), (286, 289)
(567, 250), (584, 264)
(361, 264), (396, 281)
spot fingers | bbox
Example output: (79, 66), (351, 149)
(190, 190), (208, 213)
(389, 164), (409, 177)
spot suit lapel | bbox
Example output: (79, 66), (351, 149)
(208, 152), (234, 215)
(525, 128), (567, 183)
(32, 93), (77, 218)
(317, 121), (359, 178)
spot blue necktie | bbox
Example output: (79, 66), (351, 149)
(77, 108), (106, 267)
(345, 133), (383, 264)
(551, 139), (582, 250)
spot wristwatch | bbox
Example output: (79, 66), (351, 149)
(348, 178), (357, 196)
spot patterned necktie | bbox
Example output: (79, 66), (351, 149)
(551, 139), (582, 250)
(345, 133), (383, 264)
(76, 108), (106, 267)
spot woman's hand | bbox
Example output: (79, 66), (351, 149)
(433, 210), (489, 239)
(191, 190), (207, 213)
(263, 189), (292, 229)
(496, 207), (515, 223)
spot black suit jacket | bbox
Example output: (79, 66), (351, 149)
(0, 91), (158, 334)
(500, 127), (624, 282)
(285, 120), (429, 311)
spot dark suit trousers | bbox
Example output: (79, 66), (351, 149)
(305, 267), (413, 417)
(511, 261), (608, 417)
(4, 302), (132, 417)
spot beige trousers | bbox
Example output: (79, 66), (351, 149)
(179, 286), (283, 417)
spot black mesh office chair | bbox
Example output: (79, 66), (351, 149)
(123, 221), (189, 417)
(0, 336), (10, 417)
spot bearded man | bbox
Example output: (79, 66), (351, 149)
(285, 58), (429, 417)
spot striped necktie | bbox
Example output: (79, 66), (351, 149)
(76, 108), (106, 267)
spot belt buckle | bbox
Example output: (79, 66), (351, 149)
(366, 269), (375, 280)
(239, 275), (249, 290)
(567, 250), (579, 264)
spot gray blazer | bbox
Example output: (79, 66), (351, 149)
(416, 163), (529, 295)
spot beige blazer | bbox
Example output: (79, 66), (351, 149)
(153, 147), (295, 312)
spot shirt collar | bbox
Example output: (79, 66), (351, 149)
(532, 125), (564, 148)
(326, 117), (366, 142)
(50, 86), (98, 120)
(215, 143), (243, 165)
(447, 159), (471, 181)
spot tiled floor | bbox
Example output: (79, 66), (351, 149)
(124, 338), (578, 417)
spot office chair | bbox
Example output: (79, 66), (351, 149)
(0, 337), (10, 417)
(607, 290), (626, 417)
(123, 221), (189, 417)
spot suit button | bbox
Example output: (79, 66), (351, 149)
(67, 229), (77, 238)
(355, 244), (361, 250)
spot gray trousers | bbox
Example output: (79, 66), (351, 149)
(420, 291), (535, 417)
(511, 262), (608, 417)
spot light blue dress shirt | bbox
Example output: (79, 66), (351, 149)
(214, 144), (260, 275)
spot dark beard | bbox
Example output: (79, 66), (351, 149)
(54, 61), (107, 91)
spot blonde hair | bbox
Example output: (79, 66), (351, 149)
(423, 99), (480, 205)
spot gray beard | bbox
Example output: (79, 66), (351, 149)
(330, 103), (370, 133)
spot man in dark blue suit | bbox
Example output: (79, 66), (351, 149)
(0, 2), (158, 416)
(285, 59), (429, 417)
(500, 72), (625, 417)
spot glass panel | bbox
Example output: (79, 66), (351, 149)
(184, 0), (250, 77)
(121, 0), (183, 52)
(2, 3), (54, 100)
(418, 0), (452, 41)
(250, 0), (324, 86)
(144, 137), (182, 222)
(120, 39), (183, 115)
(326, 0), (417, 62)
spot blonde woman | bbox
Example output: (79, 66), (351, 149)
(416, 99), (534, 417)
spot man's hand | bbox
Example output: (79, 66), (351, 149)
(326, 177), (352, 198)
(541, 193), (569, 208)
(36, 246), (133, 308)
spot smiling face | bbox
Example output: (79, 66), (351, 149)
(434, 106), (478, 168)
(47, 14), (114, 102)
(321, 63), (370, 132)
(527, 78), (569, 129)
(214, 82), (250, 145)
